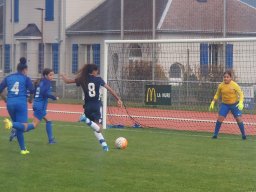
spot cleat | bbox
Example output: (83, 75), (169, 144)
(9, 129), (17, 142)
(79, 114), (86, 122)
(20, 150), (30, 155)
(3, 118), (13, 130)
(103, 146), (109, 152)
(212, 135), (218, 139)
(242, 135), (247, 140)
(48, 138), (56, 144)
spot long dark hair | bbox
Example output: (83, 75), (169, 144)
(34, 68), (54, 87)
(17, 57), (28, 72)
(75, 64), (98, 91)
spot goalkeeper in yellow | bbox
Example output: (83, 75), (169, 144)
(209, 70), (246, 140)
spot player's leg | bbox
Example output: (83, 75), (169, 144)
(14, 102), (29, 154)
(84, 103), (108, 151)
(231, 104), (246, 140)
(212, 103), (228, 138)
(6, 103), (17, 142)
(43, 116), (56, 144)
(92, 104), (109, 151)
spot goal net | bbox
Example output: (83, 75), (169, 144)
(103, 38), (256, 136)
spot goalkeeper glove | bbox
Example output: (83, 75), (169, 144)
(209, 101), (215, 111)
(236, 101), (244, 111)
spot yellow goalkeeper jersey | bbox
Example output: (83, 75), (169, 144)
(213, 80), (244, 104)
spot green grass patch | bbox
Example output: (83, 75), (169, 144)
(0, 121), (255, 192)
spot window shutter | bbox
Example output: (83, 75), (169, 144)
(72, 44), (79, 74)
(45, 0), (54, 21)
(200, 43), (208, 76)
(92, 44), (100, 69)
(52, 43), (59, 74)
(226, 44), (233, 69)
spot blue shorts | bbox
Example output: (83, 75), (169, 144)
(7, 100), (28, 122)
(83, 101), (102, 123)
(33, 102), (47, 121)
(219, 102), (242, 118)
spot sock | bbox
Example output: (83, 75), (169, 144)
(85, 118), (100, 132)
(13, 122), (25, 131)
(16, 130), (26, 150)
(237, 122), (246, 136)
(46, 121), (54, 141)
(26, 124), (35, 132)
(213, 121), (222, 136)
(94, 131), (107, 147)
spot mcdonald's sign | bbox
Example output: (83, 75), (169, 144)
(145, 85), (172, 105)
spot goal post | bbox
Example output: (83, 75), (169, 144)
(103, 37), (256, 135)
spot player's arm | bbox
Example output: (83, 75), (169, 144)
(41, 84), (58, 100)
(0, 78), (7, 102)
(104, 84), (123, 107)
(209, 84), (221, 111)
(26, 77), (34, 103)
(60, 74), (76, 84)
(234, 83), (244, 110)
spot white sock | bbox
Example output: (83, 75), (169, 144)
(85, 118), (100, 132)
(94, 131), (107, 147)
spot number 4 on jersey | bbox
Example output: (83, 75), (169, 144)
(11, 82), (20, 95)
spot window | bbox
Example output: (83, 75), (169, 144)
(129, 44), (142, 62)
(200, 43), (232, 76)
(92, 44), (100, 69)
(112, 53), (119, 73)
(52, 43), (59, 74)
(14, 0), (19, 22)
(226, 44), (233, 69)
(45, 0), (54, 21)
(169, 63), (182, 78)
(200, 43), (208, 76)
(72, 44), (79, 74)
(38, 43), (44, 73)
(87, 45), (91, 64)
(20, 43), (27, 59)
(4, 44), (11, 73)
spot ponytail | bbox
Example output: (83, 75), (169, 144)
(75, 64), (98, 91)
(17, 57), (28, 72)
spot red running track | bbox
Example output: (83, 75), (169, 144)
(0, 101), (255, 135)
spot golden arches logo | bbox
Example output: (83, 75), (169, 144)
(146, 88), (156, 102)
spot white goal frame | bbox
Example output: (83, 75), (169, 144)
(103, 37), (256, 129)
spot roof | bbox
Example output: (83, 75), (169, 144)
(67, 0), (256, 35)
(14, 23), (42, 38)
(67, 0), (168, 34)
(160, 0), (256, 35)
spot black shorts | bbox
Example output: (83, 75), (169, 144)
(83, 101), (102, 123)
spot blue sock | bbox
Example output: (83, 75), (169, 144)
(46, 121), (54, 141)
(213, 121), (222, 136)
(13, 122), (25, 131)
(26, 124), (35, 132)
(238, 122), (246, 136)
(16, 130), (26, 150)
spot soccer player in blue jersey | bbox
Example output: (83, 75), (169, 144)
(61, 64), (122, 151)
(0, 57), (34, 155)
(4, 68), (58, 146)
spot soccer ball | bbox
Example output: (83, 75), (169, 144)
(115, 137), (128, 149)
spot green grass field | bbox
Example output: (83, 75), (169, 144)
(0, 120), (256, 192)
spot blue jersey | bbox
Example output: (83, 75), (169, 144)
(76, 75), (105, 103)
(34, 78), (56, 103)
(0, 72), (34, 101)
